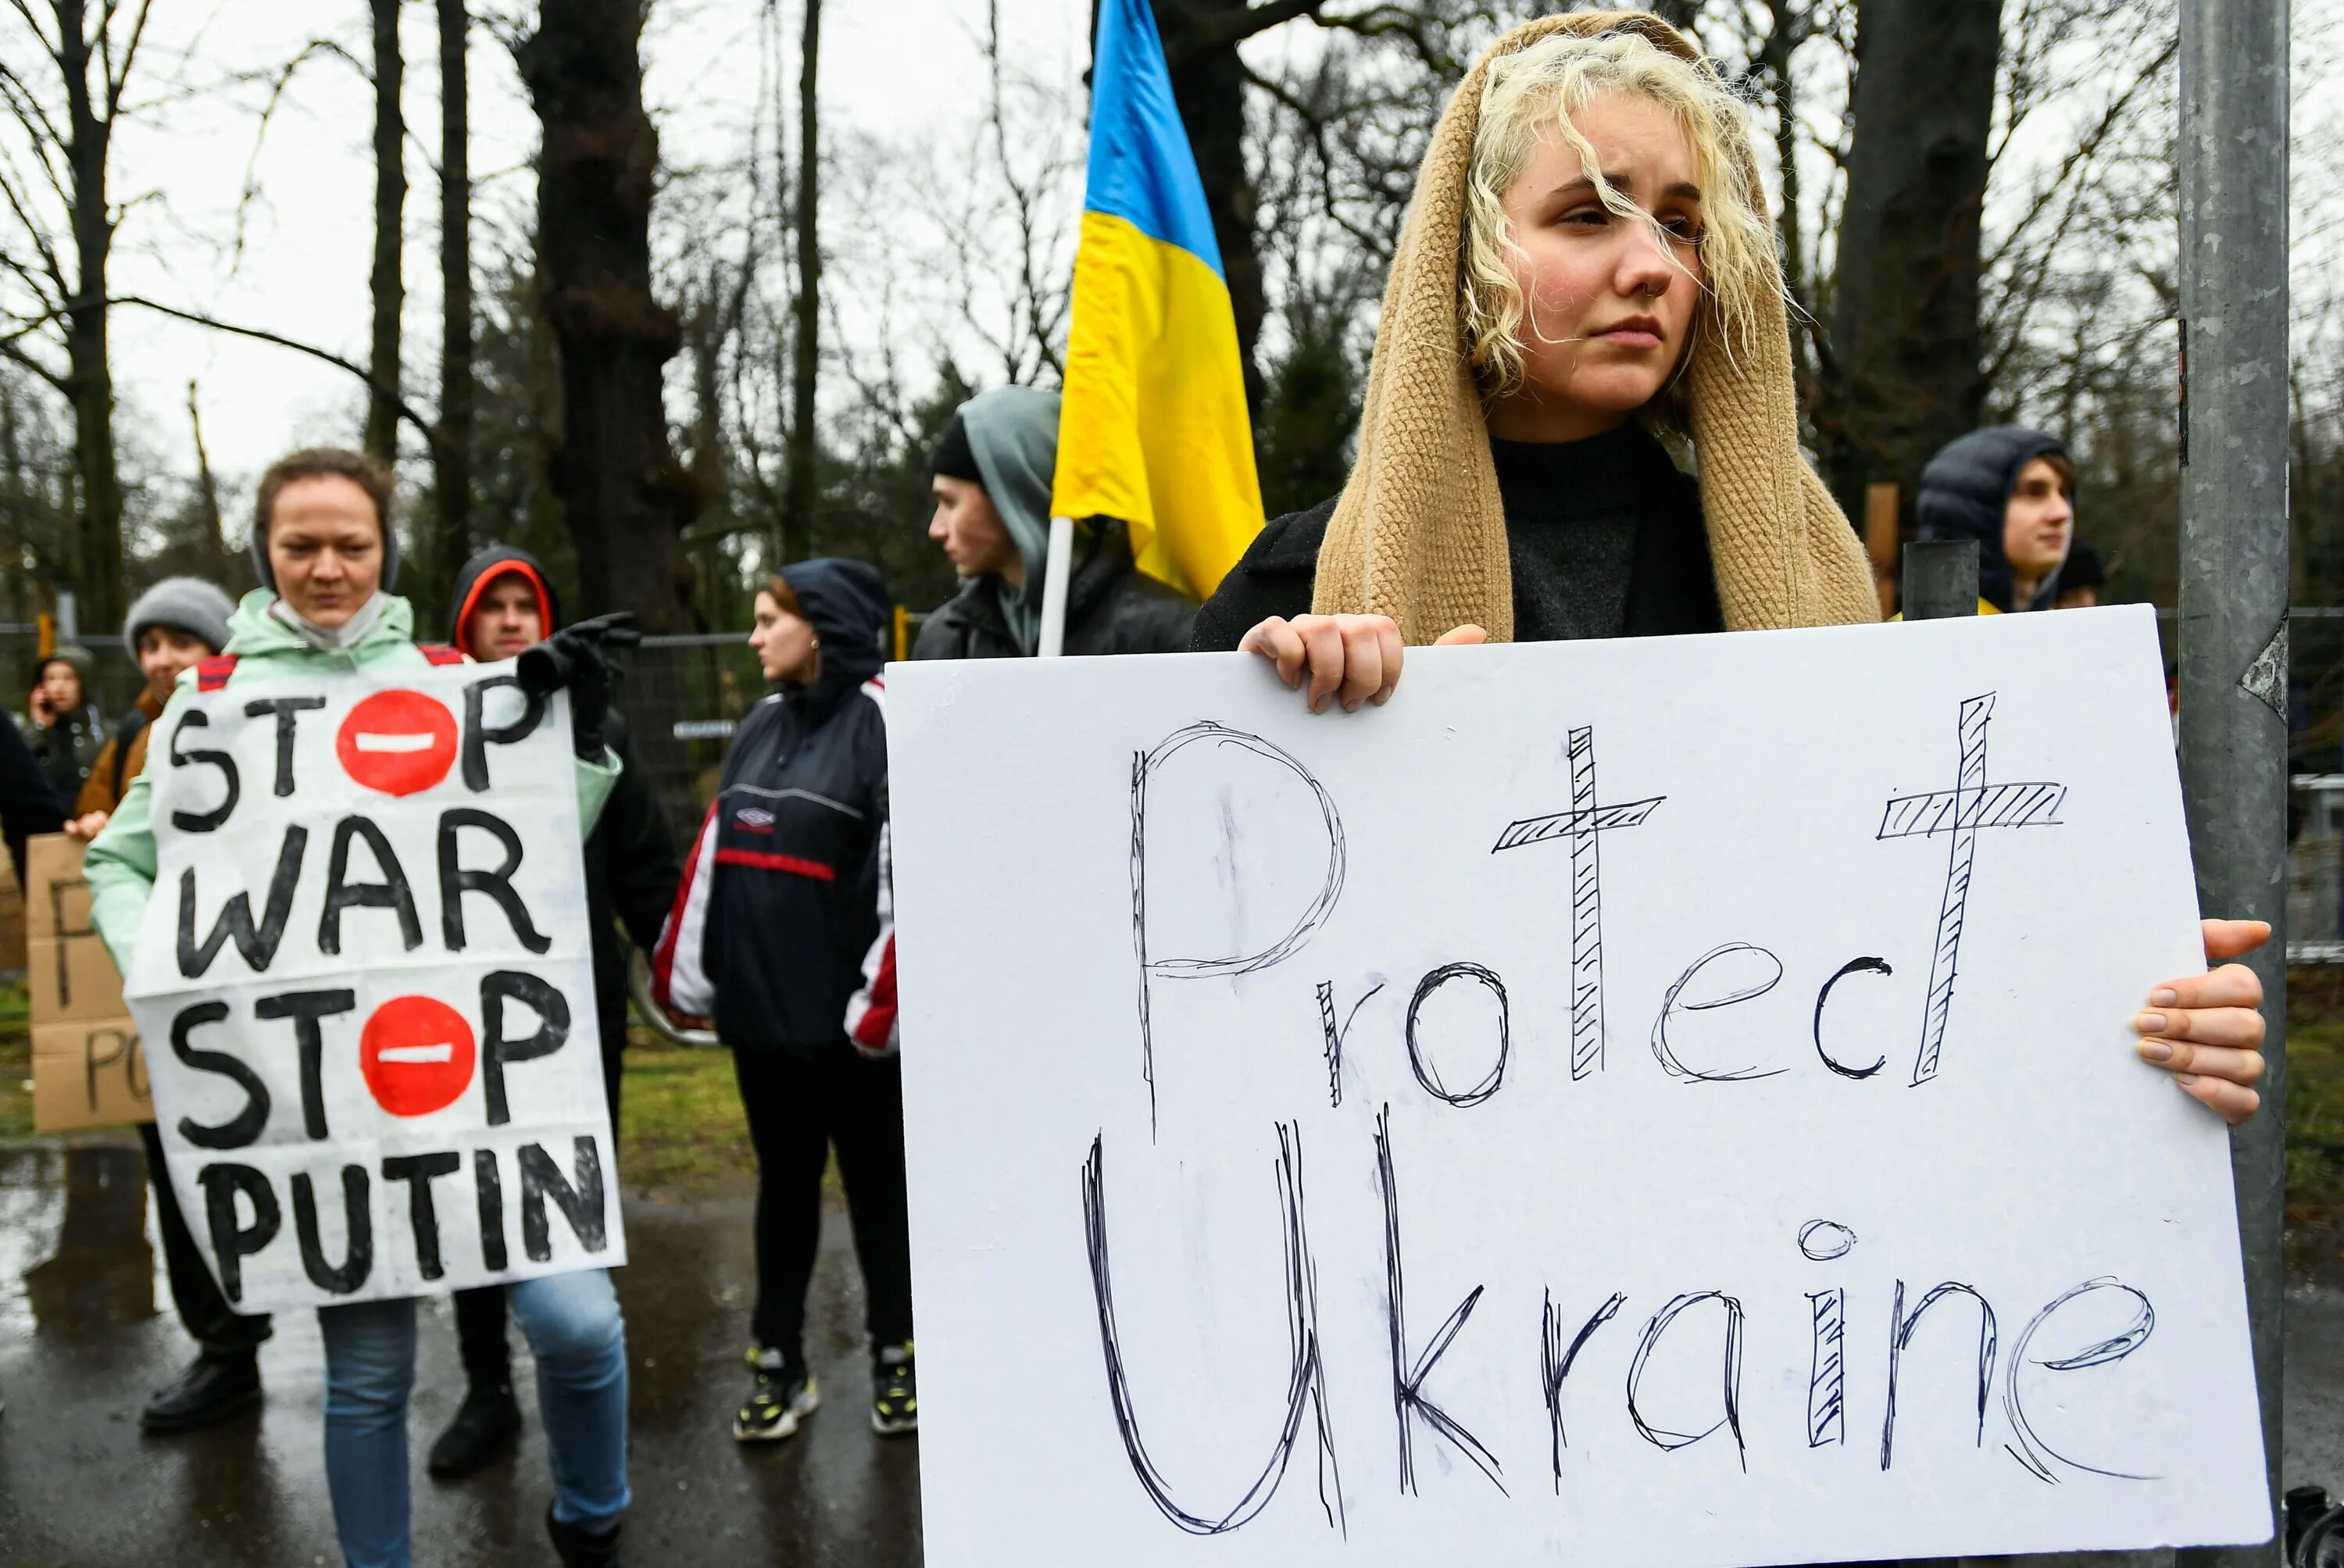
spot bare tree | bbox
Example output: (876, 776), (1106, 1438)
(783, 0), (820, 565)
(434, 0), (472, 577)
(366, 0), (405, 466)
(0, 0), (156, 629)
(515, 0), (698, 631)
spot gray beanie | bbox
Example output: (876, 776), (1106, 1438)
(123, 576), (236, 659)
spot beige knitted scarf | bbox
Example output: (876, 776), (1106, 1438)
(1310, 11), (1880, 642)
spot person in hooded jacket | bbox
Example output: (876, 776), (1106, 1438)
(23, 645), (102, 802)
(916, 383), (1194, 659)
(84, 448), (636, 1568)
(1913, 425), (2078, 614)
(1192, 16), (2268, 1132)
(652, 559), (917, 1445)
(424, 544), (682, 1480)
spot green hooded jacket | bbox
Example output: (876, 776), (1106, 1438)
(84, 588), (619, 973)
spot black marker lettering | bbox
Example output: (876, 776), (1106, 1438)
(480, 971), (571, 1126)
(381, 1152), (462, 1281)
(1404, 963), (1510, 1109)
(1880, 1279), (1998, 1470)
(1376, 1105), (1504, 1495)
(167, 709), (240, 831)
(169, 1001), (267, 1149)
(1625, 1292), (1747, 1470)
(1813, 957), (1892, 1080)
(1080, 1125), (1344, 1536)
(1315, 979), (1381, 1109)
(292, 1165), (373, 1293)
(255, 989), (357, 1141)
(1131, 723), (1345, 1132)
(1651, 945), (1788, 1082)
(2003, 1277), (2158, 1483)
(319, 816), (422, 955)
(475, 1148), (508, 1270)
(244, 695), (327, 796)
(178, 826), (307, 977)
(1542, 1290), (1626, 1490)
(462, 673), (546, 790)
(198, 1163), (280, 1304)
(519, 1137), (609, 1259)
(438, 808), (550, 953)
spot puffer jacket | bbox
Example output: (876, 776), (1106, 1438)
(914, 517), (1195, 660)
(653, 559), (899, 1059)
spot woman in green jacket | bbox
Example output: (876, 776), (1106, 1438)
(85, 448), (631, 1568)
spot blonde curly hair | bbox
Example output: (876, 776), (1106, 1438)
(1460, 27), (1781, 401)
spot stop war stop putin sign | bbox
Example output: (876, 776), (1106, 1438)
(120, 662), (623, 1313)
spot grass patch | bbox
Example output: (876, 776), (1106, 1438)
(0, 977), (27, 1141)
(616, 1026), (758, 1199)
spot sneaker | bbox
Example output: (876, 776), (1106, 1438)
(871, 1341), (917, 1436)
(139, 1351), (262, 1434)
(733, 1347), (818, 1442)
(427, 1379), (521, 1478)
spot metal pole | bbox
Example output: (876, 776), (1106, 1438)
(2177, 0), (2291, 1561)
(1037, 515), (1075, 658)
(1901, 538), (1978, 621)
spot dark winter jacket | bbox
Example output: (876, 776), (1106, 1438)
(654, 559), (899, 1059)
(25, 702), (101, 804)
(1192, 426), (1725, 652)
(1913, 426), (2071, 613)
(448, 544), (681, 1045)
(0, 707), (67, 884)
(914, 518), (1195, 660)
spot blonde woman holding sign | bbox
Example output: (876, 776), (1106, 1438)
(84, 449), (636, 1568)
(1191, 13), (2267, 1127)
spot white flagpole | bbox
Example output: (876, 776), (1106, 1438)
(1036, 514), (1075, 657)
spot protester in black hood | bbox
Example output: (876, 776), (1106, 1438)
(916, 384), (1193, 658)
(652, 558), (917, 1445)
(427, 541), (682, 1481)
(1914, 426), (2076, 613)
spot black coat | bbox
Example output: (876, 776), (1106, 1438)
(914, 520), (1195, 660)
(26, 704), (100, 804)
(0, 709), (67, 883)
(447, 543), (681, 1046)
(655, 559), (898, 1059)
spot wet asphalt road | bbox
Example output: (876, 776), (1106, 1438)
(0, 1138), (921, 1567)
(5, 1137), (2344, 1567)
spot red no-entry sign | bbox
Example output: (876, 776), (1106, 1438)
(337, 689), (458, 796)
(359, 995), (477, 1116)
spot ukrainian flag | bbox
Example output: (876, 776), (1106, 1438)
(1051, 0), (1263, 602)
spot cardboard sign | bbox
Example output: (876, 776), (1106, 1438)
(26, 834), (150, 1130)
(885, 607), (2268, 1567)
(121, 664), (622, 1313)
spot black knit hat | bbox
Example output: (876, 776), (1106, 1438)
(927, 413), (982, 484)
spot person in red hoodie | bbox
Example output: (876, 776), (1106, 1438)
(427, 545), (681, 1480)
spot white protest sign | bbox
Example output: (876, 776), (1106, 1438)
(887, 606), (2267, 1567)
(123, 661), (623, 1314)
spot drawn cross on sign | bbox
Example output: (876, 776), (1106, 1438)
(1490, 726), (1664, 1080)
(1877, 691), (2069, 1087)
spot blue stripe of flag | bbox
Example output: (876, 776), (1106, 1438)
(1082, 0), (1225, 279)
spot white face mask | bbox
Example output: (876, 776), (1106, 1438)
(269, 591), (390, 652)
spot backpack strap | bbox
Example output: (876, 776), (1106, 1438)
(195, 655), (239, 692)
(417, 643), (466, 666)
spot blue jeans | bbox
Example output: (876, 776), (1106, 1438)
(318, 1270), (630, 1568)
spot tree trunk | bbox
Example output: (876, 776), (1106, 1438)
(782, 0), (821, 565)
(1757, 1), (1816, 409)
(1151, 0), (1267, 416)
(56, 0), (123, 630)
(434, 0), (473, 582)
(516, 0), (696, 633)
(366, 0), (406, 466)
(187, 381), (230, 568)
(1816, 0), (2003, 528)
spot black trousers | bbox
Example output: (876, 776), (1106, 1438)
(137, 1120), (272, 1357)
(734, 1046), (913, 1363)
(451, 1017), (628, 1389)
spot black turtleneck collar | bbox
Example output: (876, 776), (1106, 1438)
(1486, 421), (1723, 642)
